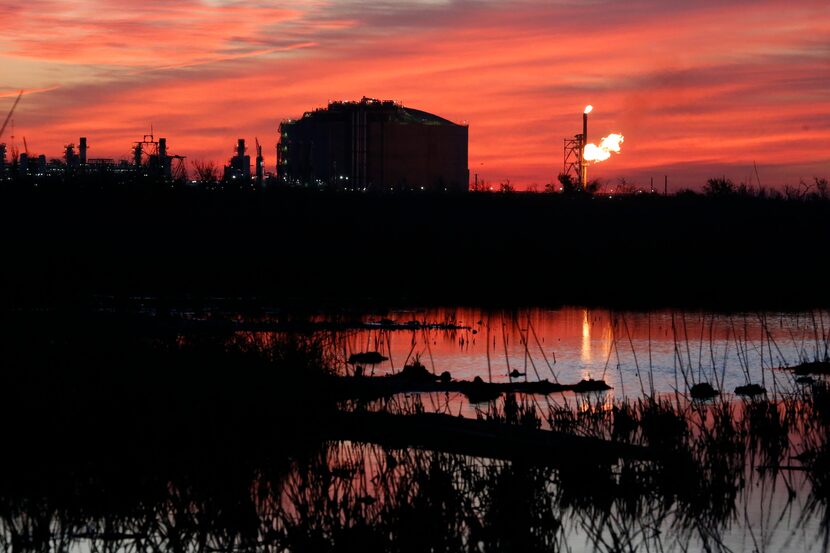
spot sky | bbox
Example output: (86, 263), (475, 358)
(1, 0), (828, 190)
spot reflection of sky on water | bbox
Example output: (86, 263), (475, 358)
(235, 306), (830, 420)
(6, 307), (826, 553)
(38, 438), (829, 553)
(301, 442), (827, 553)
(303, 307), (829, 398)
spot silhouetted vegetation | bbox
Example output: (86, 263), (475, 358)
(703, 177), (736, 196)
(1, 309), (830, 552)
(1, 173), (829, 551)
(0, 184), (829, 310)
(0, 312), (338, 475)
(556, 172), (601, 194)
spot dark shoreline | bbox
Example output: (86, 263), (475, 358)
(1, 186), (828, 311)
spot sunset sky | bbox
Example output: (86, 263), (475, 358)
(1, 0), (828, 190)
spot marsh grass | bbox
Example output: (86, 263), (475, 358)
(1, 312), (830, 552)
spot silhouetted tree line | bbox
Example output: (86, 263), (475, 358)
(0, 180), (829, 310)
(701, 176), (830, 201)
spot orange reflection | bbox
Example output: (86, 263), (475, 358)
(581, 309), (591, 363)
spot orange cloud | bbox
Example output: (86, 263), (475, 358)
(2, 0), (828, 189)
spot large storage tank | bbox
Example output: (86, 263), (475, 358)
(277, 98), (468, 192)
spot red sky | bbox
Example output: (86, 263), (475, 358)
(1, 0), (828, 190)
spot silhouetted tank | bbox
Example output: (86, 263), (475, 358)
(277, 98), (468, 192)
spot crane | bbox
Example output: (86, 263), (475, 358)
(0, 91), (23, 140)
(255, 137), (263, 163)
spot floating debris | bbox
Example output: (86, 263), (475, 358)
(391, 360), (436, 383)
(364, 319), (470, 331)
(572, 378), (613, 393)
(334, 373), (612, 403)
(735, 383), (766, 397)
(788, 360), (830, 376)
(348, 351), (389, 365)
(465, 376), (503, 403)
(690, 382), (719, 400)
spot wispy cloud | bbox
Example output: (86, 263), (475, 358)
(1, 0), (828, 188)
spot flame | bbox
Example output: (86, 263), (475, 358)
(584, 105), (593, 114)
(584, 133), (624, 162)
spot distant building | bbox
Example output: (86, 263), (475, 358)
(224, 139), (251, 182)
(277, 98), (468, 192)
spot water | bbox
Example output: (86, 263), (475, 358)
(9, 439), (826, 553)
(4, 305), (829, 552)
(240, 306), (829, 404)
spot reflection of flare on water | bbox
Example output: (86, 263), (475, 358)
(581, 309), (591, 363)
(599, 319), (613, 363)
(576, 393), (615, 413)
(581, 310), (614, 369)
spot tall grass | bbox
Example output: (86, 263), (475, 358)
(1, 312), (830, 552)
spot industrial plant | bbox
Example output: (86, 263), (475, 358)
(277, 98), (469, 192)
(2, 94), (474, 191)
(562, 105), (624, 191)
(0, 91), (189, 183)
(223, 138), (265, 185)
(0, 132), (186, 182)
(1, 93), (631, 195)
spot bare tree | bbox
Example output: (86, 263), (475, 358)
(192, 159), (219, 183)
(814, 177), (829, 200)
(703, 177), (735, 196)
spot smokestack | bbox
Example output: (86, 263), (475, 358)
(255, 138), (264, 185)
(134, 144), (142, 168)
(65, 144), (76, 168)
(158, 138), (171, 179)
(581, 105), (592, 191)
(237, 139), (245, 160)
(79, 137), (87, 165)
(256, 153), (264, 183)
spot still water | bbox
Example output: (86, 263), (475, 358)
(11, 306), (827, 553)
(243, 306), (829, 402)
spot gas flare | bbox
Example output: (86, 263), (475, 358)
(584, 133), (624, 162)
